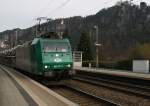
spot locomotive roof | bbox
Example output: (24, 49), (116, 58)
(31, 38), (69, 45)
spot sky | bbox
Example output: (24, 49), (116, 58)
(0, 0), (150, 32)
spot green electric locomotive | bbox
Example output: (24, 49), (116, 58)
(15, 36), (74, 79)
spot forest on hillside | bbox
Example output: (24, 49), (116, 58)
(0, 1), (150, 67)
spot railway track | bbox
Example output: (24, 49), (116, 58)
(45, 71), (150, 106)
(74, 74), (150, 98)
(49, 85), (119, 106)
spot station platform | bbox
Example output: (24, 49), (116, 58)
(74, 67), (150, 81)
(0, 67), (30, 106)
(0, 65), (77, 106)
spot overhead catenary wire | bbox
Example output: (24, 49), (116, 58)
(27, 0), (71, 27)
(30, 0), (117, 28)
(26, 0), (56, 28)
(46, 0), (71, 17)
(34, 0), (56, 18)
(28, 0), (131, 29)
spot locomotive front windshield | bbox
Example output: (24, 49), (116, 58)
(43, 44), (69, 52)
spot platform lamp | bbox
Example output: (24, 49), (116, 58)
(94, 25), (101, 68)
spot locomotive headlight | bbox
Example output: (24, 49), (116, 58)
(45, 65), (48, 69)
(67, 64), (71, 67)
(56, 54), (59, 57)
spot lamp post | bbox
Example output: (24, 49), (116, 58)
(15, 30), (18, 46)
(94, 25), (101, 68)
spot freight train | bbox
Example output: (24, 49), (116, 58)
(0, 32), (75, 80)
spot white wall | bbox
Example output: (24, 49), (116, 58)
(133, 60), (149, 73)
(73, 62), (82, 68)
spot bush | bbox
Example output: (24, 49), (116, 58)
(115, 60), (132, 70)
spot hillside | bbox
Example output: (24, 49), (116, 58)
(0, 1), (150, 61)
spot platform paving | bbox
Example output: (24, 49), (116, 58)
(0, 68), (29, 106)
(74, 67), (150, 80)
(0, 65), (77, 106)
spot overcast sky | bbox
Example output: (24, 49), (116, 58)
(0, 0), (150, 32)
